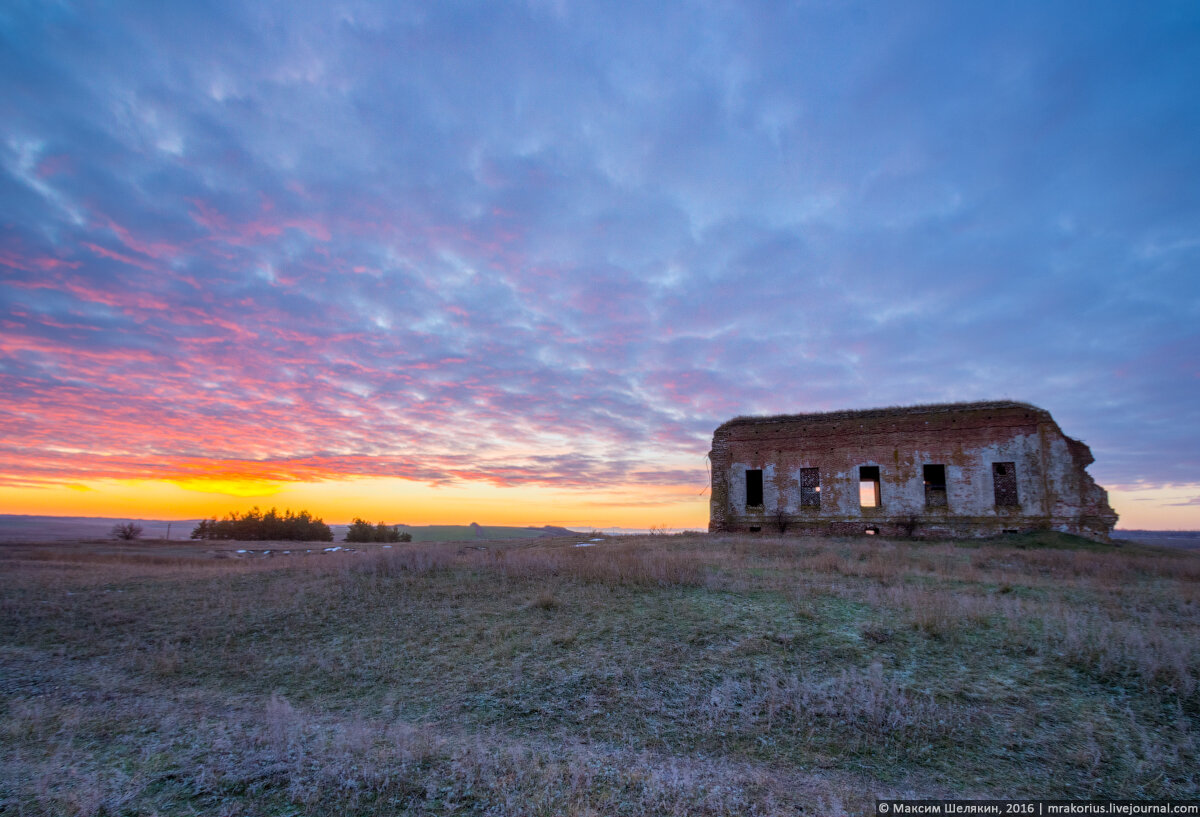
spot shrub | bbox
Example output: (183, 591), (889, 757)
(111, 522), (143, 541)
(344, 518), (411, 543)
(774, 507), (789, 533)
(190, 507), (333, 541)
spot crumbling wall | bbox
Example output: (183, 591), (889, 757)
(709, 402), (1117, 540)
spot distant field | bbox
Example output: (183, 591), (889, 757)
(1116, 529), (1200, 550)
(0, 514), (192, 542)
(396, 524), (581, 542)
(0, 514), (579, 544)
(1, 531), (1197, 815)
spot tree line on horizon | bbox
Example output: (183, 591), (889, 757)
(191, 507), (332, 541)
(188, 507), (412, 543)
(344, 518), (411, 543)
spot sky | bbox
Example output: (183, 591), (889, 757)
(1, 1), (1198, 530)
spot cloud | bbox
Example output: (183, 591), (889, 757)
(1, 1), (1198, 506)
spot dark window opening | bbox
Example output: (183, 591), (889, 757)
(993, 462), (1019, 507)
(749, 526), (761, 533)
(924, 464), (947, 508)
(800, 467), (821, 508)
(745, 469), (763, 507)
(859, 465), (881, 508)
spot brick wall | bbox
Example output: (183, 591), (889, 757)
(709, 402), (1117, 540)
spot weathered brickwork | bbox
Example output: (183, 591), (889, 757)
(709, 401), (1118, 540)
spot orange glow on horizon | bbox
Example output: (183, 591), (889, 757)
(0, 479), (1196, 531)
(167, 478), (288, 498)
(0, 476), (712, 529)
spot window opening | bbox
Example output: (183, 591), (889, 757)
(924, 464), (947, 508)
(745, 469), (763, 507)
(993, 462), (1019, 507)
(859, 465), (881, 508)
(800, 467), (821, 508)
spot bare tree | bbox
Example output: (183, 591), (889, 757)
(774, 507), (789, 534)
(111, 521), (144, 541)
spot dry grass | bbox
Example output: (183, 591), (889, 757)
(1, 532), (1198, 814)
(341, 536), (709, 587)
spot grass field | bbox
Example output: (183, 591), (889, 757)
(394, 524), (580, 542)
(2, 532), (1197, 815)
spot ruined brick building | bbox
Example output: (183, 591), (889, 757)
(708, 401), (1117, 539)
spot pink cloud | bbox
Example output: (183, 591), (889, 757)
(188, 197), (332, 246)
(102, 218), (183, 260)
(82, 241), (160, 273)
(35, 153), (73, 178)
(0, 250), (81, 272)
